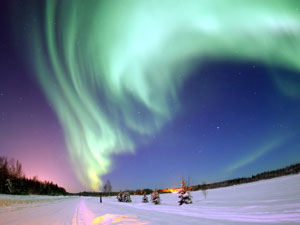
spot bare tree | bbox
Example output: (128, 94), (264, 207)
(202, 182), (207, 199)
(103, 180), (112, 196)
(15, 160), (23, 178)
(187, 176), (191, 187)
(8, 158), (16, 176)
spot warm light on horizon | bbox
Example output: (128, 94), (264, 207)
(161, 188), (180, 194)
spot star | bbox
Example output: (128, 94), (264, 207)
(18, 97), (23, 103)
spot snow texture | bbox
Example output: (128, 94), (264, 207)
(0, 174), (300, 224)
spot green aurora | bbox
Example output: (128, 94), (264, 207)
(28, 0), (300, 190)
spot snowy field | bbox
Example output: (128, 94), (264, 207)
(0, 174), (300, 225)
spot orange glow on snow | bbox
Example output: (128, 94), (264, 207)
(92, 214), (149, 225)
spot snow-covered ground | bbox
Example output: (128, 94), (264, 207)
(0, 174), (300, 225)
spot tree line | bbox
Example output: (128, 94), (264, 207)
(0, 156), (67, 195)
(77, 162), (300, 197)
(191, 162), (300, 191)
(76, 188), (154, 197)
(75, 179), (153, 197)
(2, 154), (298, 196)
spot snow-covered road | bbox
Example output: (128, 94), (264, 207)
(1, 174), (300, 225)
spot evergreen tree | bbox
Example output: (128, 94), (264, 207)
(0, 156), (67, 195)
(178, 178), (192, 205)
(142, 192), (149, 203)
(151, 189), (160, 205)
(116, 190), (132, 202)
(0, 157), (9, 193)
(117, 190), (123, 202)
(123, 191), (132, 202)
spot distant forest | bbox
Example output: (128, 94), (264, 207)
(0, 156), (67, 195)
(1, 155), (299, 196)
(190, 162), (300, 192)
(78, 163), (300, 196)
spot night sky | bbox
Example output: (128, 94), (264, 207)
(1, 1), (300, 192)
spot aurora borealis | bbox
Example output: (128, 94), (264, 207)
(1, 0), (300, 192)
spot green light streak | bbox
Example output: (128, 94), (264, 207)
(29, 0), (300, 190)
(227, 137), (288, 173)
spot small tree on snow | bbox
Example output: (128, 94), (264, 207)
(117, 190), (132, 202)
(178, 178), (192, 205)
(151, 189), (160, 204)
(117, 190), (123, 202)
(122, 191), (132, 202)
(142, 192), (149, 203)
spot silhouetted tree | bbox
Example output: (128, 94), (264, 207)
(143, 189), (152, 195)
(0, 156), (9, 193)
(0, 156), (67, 195)
(103, 180), (112, 196)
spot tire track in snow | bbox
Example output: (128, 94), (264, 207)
(72, 197), (96, 225)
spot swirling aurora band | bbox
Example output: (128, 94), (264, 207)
(29, 0), (300, 190)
